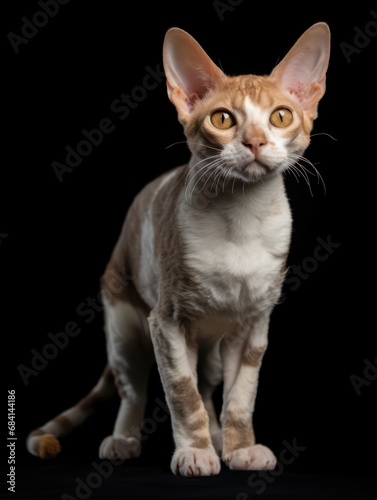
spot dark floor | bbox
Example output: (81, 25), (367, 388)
(3, 460), (377, 500)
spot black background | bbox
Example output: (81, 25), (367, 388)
(3, 1), (377, 498)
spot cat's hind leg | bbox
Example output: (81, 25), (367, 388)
(99, 297), (154, 460)
(26, 364), (116, 459)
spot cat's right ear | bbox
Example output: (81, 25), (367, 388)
(270, 23), (330, 114)
(163, 28), (225, 123)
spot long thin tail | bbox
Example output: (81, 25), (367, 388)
(26, 364), (116, 459)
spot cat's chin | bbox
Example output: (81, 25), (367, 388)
(230, 160), (277, 184)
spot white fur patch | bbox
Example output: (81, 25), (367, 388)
(243, 96), (270, 128)
(179, 172), (291, 319)
(242, 95), (290, 169)
(139, 170), (178, 308)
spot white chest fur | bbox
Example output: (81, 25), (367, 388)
(179, 174), (292, 318)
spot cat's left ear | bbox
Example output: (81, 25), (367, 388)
(270, 23), (330, 113)
(163, 28), (225, 122)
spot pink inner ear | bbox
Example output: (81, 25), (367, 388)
(188, 93), (200, 105)
(163, 28), (225, 116)
(282, 46), (327, 93)
(271, 23), (330, 112)
(166, 42), (213, 98)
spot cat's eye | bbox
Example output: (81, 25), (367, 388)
(210, 110), (236, 130)
(270, 108), (293, 128)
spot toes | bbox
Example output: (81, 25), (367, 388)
(171, 447), (221, 477)
(228, 444), (277, 471)
(38, 434), (61, 459)
(99, 436), (140, 460)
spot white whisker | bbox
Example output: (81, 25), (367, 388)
(284, 157), (313, 196)
(210, 164), (226, 195)
(166, 140), (223, 153)
(188, 159), (224, 205)
(198, 161), (225, 196)
(185, 154), (220, 191)
(291, 154), (326, 195)
(310, 132), (337, 141)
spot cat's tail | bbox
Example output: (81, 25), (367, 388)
(26, 364), (116, 459)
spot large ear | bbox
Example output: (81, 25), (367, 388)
(270, 23), (330, 113)
(163, 28), (225, 121)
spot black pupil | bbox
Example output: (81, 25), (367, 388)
(222, 113), (228, 124)
(279, 111), (284, 122)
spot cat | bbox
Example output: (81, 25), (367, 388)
(27, 23), (330, 476)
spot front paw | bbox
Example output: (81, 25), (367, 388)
(226, 444), (276, 470)
(171, 446), (221, 476)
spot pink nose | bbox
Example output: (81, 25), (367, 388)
(243, 137), (267, 156)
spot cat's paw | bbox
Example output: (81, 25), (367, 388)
(37, 434), (61, 459)
(226, 444), (276, 471)
(99, 435), (140, 460)
(171, 446), (221, 476)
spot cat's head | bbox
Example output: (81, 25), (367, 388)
(163, 24), (330, 184)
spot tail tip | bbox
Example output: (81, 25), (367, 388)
(38, 434), (61, 459)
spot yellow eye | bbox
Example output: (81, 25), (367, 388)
(210, 110), (236, 130)
(270, 108), (293, 128)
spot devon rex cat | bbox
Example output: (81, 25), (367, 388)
(27, 23), (330, 476)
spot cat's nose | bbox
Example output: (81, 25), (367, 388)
(243, 137), (267, 156)
(243, 128), (267, 156)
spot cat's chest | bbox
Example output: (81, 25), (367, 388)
(179, 187), (291, 314)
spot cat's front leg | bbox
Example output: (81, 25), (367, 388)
(148, 311), (220, 476)
(220, 313), (277, 471)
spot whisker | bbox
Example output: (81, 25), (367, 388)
(222, 165), (233, 192)
(210, 164), (226, 194)
(292, 164), (313, 196)
(285, 164), (300, 183)
(187, 165), (214, 205)
(285, 156), (314, 196)
(205, 166), (223, 199)
(232, 176), (236, 194)
(185, 154), (220, 190)
(291, 154), (326, 195)
(196, 160), (224, 194)
(165, 140), (188, 150)
(198, 161), (225, 196)
(185, 160), (219, 204)
(310, 132), (337, 141)
(166, 140), (223, 153)
(189, 159), (224, 204)
(216, 166), (228, 195)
